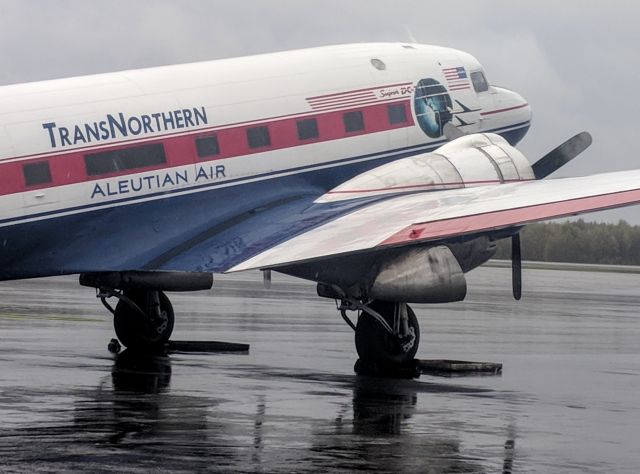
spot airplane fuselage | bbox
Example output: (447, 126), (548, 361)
(0, 43), (531, 279)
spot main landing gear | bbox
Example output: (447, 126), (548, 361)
(80, 271), (213, 352)
(339, 299), (420, 367)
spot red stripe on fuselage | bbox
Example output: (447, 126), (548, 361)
(381, 188), (640, 246)
(0, 100), (414, 197)
(308, 92), (376, 105)
(310, 96), (410, 112)
(309, 94), (378, 109)
(307, 82), (412, 101)
(480, 103), (529, 116)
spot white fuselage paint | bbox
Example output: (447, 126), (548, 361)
(0, 43), (531, 227)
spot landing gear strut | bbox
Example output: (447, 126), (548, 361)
(80, 271), (213, 352)
(341, 299), (420, 366)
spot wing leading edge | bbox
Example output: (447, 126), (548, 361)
(228, 169), (640, 272)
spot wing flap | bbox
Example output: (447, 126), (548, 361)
(228, 170), (640, 272)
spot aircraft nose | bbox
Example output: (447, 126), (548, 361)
(495, 87), (531, 123)
(489, 87), (532, 145)
(515, 91), (532, 124)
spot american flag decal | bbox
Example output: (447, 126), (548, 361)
(442, 67), (471, 91)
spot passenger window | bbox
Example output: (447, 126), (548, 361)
(343, 111), (364, 132)
(247, 126), (271, 148)
(297, 118), (319, 140)
(23, 161), (52, 186)
(195, 135), (220, 158)
(471, 71), (489, 93)
(85, 143), (166, 176)
(387, 103), (407, 124)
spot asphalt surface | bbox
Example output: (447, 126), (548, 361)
(0, 267), (639, 473)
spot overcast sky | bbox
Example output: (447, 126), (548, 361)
(1, 0), (639, 222)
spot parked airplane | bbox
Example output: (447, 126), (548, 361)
(1, 43), (638, 365)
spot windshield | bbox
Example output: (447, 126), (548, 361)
(470, 70), (489, 93)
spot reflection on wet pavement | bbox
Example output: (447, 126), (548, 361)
(0, 268), (639, 472)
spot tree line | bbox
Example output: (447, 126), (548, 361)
(493, 220), (640, 265)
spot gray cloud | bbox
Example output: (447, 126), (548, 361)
(1, 0), (638, 222)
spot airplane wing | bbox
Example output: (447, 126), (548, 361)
(226, 169), (640, 272)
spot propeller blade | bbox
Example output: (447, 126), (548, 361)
(263, 270), (272, 289)
(531, 131), (592, 179)
(512, 234), (522, 300)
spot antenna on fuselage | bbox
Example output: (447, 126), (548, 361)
(404, 25), (418, 44)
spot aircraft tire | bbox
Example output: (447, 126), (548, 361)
(355, 301), (420, 365)
(114, 290), (174, 351)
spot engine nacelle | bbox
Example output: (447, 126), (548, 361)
(315, 245), (467, 304)
(367, 246), (466, 303)
(316, 133), (535, 203)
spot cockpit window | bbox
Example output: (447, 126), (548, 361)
(470, 71), (489, 93)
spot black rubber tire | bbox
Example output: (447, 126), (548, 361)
(355, 301), (420, 365)
(114, 290), (174, 351)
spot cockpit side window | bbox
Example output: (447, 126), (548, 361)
(470, 70), (489, 93)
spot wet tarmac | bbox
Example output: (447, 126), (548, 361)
(0, 267), (639, 473)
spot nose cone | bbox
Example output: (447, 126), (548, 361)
(488, 87), (531, 145)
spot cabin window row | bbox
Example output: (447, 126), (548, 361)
(21, 103), (409, 185)
(195, 103), (408, 158)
